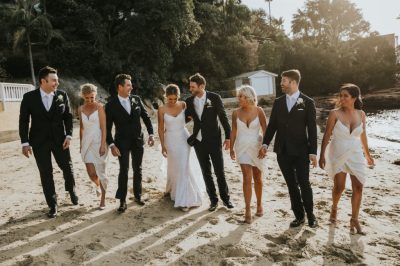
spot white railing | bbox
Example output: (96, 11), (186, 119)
(0, 82), (35, 102)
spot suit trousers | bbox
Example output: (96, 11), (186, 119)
(277, 153), (314, 220)
(116, 143), (144, 201)
(194, 141), (230, 204)
(32, 141), (75, 208)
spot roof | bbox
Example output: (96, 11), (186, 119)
(232, 70), (278, 79)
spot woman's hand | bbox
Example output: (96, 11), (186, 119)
(366, 155), (375, 168)
(162, 145), (168, 158)
(230, 149), (236, 160)
(99, 145), (106, 157)
(319, 155), (326, 169)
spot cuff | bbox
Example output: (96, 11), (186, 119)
(22, 142), (30, 147)
(109, 143), (115, 148)
(66, 135), (72, 140)
(262, 144), (268, 149)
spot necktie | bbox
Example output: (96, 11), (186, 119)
(123, 99), (130, 113)
(45, 95), (51, 111)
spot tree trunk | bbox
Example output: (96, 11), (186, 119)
(27, 34), (36, 87)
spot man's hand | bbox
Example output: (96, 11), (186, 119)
(111, 145), (121, 157)
(22, 146), (32, 158)
(62, 138), (71, 150)
(223, 139), (230, 150)
(309, 154), (317, 168)
(258, 146), (267, 159)
(148, 135), (155, 147)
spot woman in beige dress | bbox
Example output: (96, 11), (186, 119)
(79, 83), (108, 209)
(230, 85), (267, 224)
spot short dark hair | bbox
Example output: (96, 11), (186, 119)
(189, 73), (206, 86)
(164, 84), (180, 98)
(38, 66), (57, 84)
(281, 69), (301, 84)
(114, 74), (132, 91)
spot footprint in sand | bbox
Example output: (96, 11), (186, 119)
(86, 242), (105, 251)
(275, 191), (286, 198)
(225, 246), (260, 258)
(208, 217), (219, 225)
(197, 231), (217, 238)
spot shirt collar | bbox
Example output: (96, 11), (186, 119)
(196, 91), (206, 102)
(118, 95), (129, 102)
(40, 88), (55, 97)
(286, 90), (300, 100)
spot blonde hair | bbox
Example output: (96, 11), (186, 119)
(164, 84), (180, 98)
(237, 85), (257, 105)
(80, 83), (97, 97)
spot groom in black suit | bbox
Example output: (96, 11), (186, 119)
(105, 74), (154, 213)
(185, 73), (233, 211)
(259, 69), (318, 228)
(19, 66), (78, 218)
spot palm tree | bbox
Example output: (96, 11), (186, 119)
(11, 0), (53, 86)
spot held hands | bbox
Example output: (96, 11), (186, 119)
(223, 139), (230, 150)
(111, 145), (121, 157)
(22, 146), (32, 158)
(148, 135), (155, 147)
(309, 154), (318, 168)
(257, 146), (267, 159)
(99, 145), (106, 157)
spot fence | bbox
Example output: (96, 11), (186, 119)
(0, 82), (35, 102)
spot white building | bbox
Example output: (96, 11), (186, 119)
(232, 70), (278, 96)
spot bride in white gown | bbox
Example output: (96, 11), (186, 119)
(79, 83), (108, 209)
(319, 83), (374, 235)
(157, 84), (205, 211)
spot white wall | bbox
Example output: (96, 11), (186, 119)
(250, 75), (274, 96)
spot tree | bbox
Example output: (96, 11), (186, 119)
(292, 0), (370, 48)
(10, 0), (56, 86)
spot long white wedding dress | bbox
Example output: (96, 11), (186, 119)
(81, 110), (109, 190)
(164, 110), (204, 208)
(325, 119), (366, 184)
(234, 116), (265, 172)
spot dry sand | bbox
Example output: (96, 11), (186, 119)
(0, 109), (399, 265)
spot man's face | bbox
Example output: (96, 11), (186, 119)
(189, 81), (204, 96)
(40, 73), (59, 92)
(118, 79), (132, 97)
(280, 76), (295, 94)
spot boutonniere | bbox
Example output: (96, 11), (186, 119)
(56, 94), (64, 103)
(131, 97), (137, 105)
(205, 98), (212, 108)
(296, 98), (305, 108)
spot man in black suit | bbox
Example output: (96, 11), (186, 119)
(185, 73), (233, 211)
(259, 69), (318, 228)
(19, 66), (78, 218)
(105, 74), (154, 213)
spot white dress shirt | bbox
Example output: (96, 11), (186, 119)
(194, 92), (206, 141)
(286, 90), (300, 112)
(118, 95), (131, 114)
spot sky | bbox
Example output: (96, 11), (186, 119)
(241, 0), (400, 41)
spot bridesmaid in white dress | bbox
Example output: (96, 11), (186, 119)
(230, 85), (267, 224)
(157, 84), (204, 211)
(79, 83), (108, 209)
(319, 83), (374, 235)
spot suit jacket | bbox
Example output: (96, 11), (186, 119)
(185, 91), (231, 144)
(263, 92), (317, 156)
(105, 95), (153, 148)
(19, 88), (73, 148)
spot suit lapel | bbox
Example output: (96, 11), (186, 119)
(200, 91), (208, 121)
(190, 96), (200, 121)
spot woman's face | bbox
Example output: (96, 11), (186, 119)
(83, 92), (96, 105)
(238, 94), (248, 107)
(339, 89), (356, 108)
(166, 94), (178, 105)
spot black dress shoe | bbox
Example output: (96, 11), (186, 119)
(208, 202), (218, 211)
(223, 201), (234, 209)
(118, 201), (127, 213)
(48, 205), (58, 218)
(290, 218), (305, 228)
(308, 219), (318, 228)
(69, 191), (79, 205)
(135, 198), (145, 206)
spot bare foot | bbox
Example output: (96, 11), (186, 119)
(256, 206), (264, 217)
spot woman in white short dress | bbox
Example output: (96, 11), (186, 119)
(79, 83), (108, 209)
(230, 85), (267, 224)
(319, 83), (374, 235)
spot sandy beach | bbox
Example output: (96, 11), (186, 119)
(0, 106), (400, 265)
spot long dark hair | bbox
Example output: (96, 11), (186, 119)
(340, 83), (363, 110)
